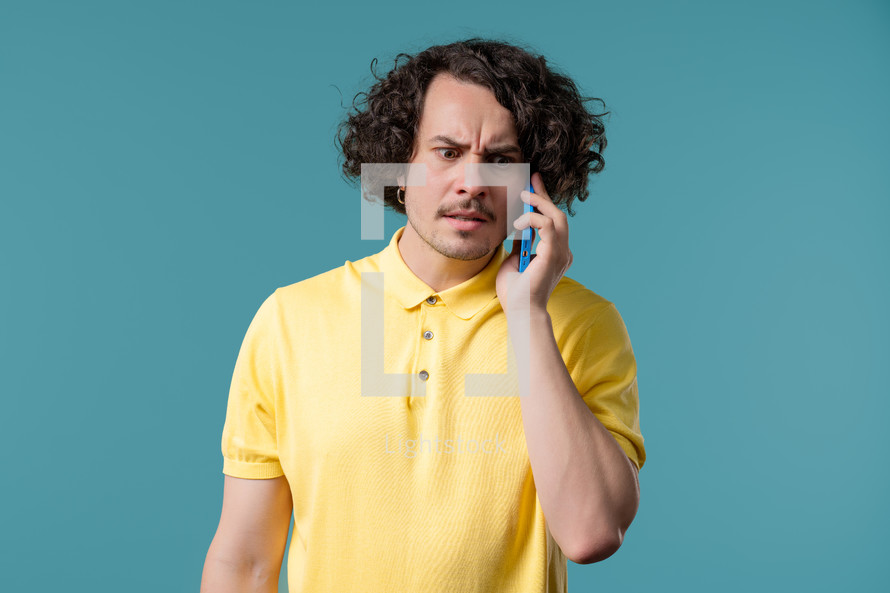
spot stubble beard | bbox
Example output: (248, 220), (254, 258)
(408, 216), (497, 262)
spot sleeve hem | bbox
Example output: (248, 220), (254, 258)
(608, 431), (644, 471)
(222, 457), (285, 479)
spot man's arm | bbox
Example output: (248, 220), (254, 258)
(496, 173), (641, 564)
(201, 475), (293, 593)
(509, 309), (640, 564)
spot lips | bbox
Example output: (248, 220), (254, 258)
(443, 210), (489, 222)
(444, 215), (486, 231)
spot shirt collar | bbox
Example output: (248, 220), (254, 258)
(378, 226), (509, 320)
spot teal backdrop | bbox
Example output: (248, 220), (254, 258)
(1, 0), (887, 591)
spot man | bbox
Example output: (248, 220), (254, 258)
(201, 39), (644, 593)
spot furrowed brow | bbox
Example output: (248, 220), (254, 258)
(428, 135), (521, 155)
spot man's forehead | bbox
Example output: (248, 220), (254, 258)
(421, 133), (521, 155)
(412, 74), (519, 153)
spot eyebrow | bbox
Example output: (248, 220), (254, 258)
(427, 135), (522, 155)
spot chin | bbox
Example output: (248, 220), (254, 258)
(440, 238), (497, 262)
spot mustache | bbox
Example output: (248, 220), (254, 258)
(437, 201), (495, 220)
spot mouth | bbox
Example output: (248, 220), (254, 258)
(445, 215), (487, 222)
(443, 209), (490, 222)
(444, 214), (487, 231)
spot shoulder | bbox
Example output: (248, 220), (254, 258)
(547, 276), (634, 359)
(272, 250), (384, 314)
(548, 275), (615, 332)
(548, 277), (636, 381)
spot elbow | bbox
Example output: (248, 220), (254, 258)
(564, 528), (625, 565)
(558, 464), (640, 565)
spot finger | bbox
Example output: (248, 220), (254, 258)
(520, 188), (567, 232)
(530, 172), (554, 203)
(519, 172), (568, 228)
(513, 211), (557, 242)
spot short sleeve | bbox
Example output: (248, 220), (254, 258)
(220, 290), (285, 479)
(568, 303), (645, 470)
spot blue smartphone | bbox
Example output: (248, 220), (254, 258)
(518, 184), (534, 272)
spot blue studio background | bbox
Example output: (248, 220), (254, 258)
(1, 0), (887, 591)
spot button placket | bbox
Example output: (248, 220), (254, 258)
(418, 295), (438, 384)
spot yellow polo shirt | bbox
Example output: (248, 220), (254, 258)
(221, 226), (644, 592)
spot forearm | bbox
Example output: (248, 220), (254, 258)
(507, 307), (639, 564)
(201, 545), (281, 593)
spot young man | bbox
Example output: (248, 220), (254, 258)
(201, 39), (644, 593)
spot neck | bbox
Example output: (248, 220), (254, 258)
(397, 226), (498, 293)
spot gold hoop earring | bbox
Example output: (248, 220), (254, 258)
(397, 186), (405, 205)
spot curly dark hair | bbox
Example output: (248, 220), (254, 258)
(336, 38), (608, 216)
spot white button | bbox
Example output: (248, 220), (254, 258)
(423, 330), (433, 340)
(419, 370), (429, 381)
(426, 296), (437, 305)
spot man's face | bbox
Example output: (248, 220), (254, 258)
(402, 73), (522, 263)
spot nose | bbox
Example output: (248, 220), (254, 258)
(456, 156), (489, 199)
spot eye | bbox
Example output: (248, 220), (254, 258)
(436, 148), (460, 160)
(491, 155), (513, 167)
